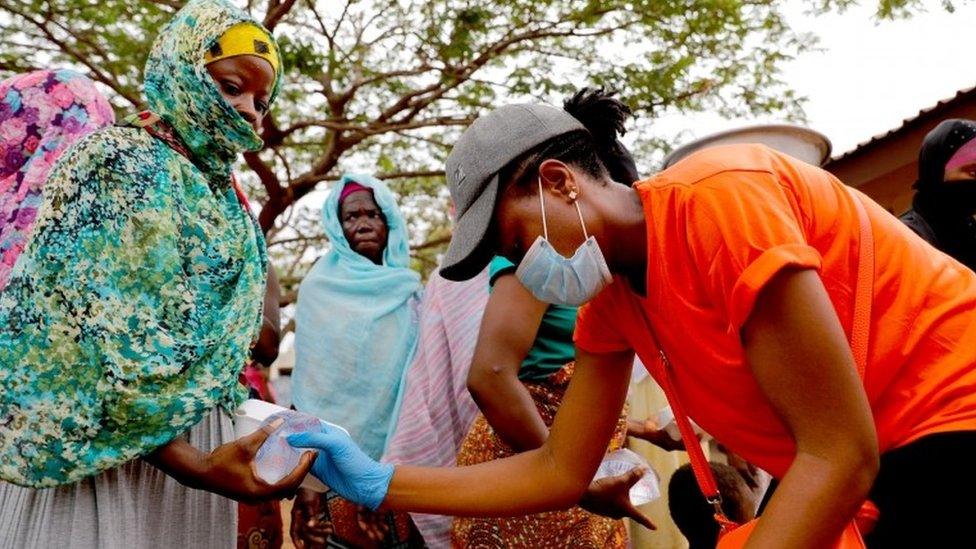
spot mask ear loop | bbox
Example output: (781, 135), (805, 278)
(574, 198), (589, 240)
(537, 176), (549, 241)
(539, 176), (590, 241)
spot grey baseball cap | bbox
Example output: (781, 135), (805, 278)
(440, 104), (585, 281)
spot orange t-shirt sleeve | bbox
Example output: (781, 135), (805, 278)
(574, 288), (630, 354)
(684, 171), (823, 334)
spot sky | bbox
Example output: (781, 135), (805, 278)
(651, 1), (976, 159)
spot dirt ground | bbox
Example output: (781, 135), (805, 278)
(280, 498), (295, 549)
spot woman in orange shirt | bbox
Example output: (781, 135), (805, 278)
(289, 103), (976, 548)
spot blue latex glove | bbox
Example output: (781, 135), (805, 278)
(287, 426), (394, 511)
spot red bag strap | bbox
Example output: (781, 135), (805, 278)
(230, 172), (255, 213)
(649, 186), (874, 530)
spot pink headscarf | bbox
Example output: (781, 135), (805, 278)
(0, 69), (114, 290)
(945, 136), (976, 172)
(338, 180), (372, 204)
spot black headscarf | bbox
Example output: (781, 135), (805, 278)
(907, 119), (976, 270)
(916, 119), (976, 188)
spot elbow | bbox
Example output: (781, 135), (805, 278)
(466, 372), (486, 401)
(845, 427), (880, 495)
(251, 342), (279, 367)
(849, 443), (880, 498)
(816, 438), (879, 501)
(251, 327), (281, 366)
(465, 371), (481, 398)
(555, 477), (590, 511)
(466, 365), (505, 401)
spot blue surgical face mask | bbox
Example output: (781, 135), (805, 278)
(515, 177), (613, 306)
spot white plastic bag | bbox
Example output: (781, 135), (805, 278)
(593, 448), (661, 505)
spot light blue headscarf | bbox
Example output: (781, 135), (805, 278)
(293, 173), (422, 460)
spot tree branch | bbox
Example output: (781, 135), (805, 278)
(4, 5), (141, 107)
(283, 168), (445, 188)
(268, 234), (327, 247)
(146, 0), (184, 9)
(264, 0), (299, 30)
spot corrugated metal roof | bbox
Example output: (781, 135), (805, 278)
(830, 85), (976, 162)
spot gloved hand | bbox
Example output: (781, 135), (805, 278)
(287, 426), (394, 511)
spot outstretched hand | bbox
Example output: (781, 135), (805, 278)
(579, 467), (656, 531)
(147, 418), (317, 504)
(288, 425), (394, 511)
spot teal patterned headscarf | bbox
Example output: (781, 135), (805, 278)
(0, 0), (279, 487)
(144, 0), (282, 180)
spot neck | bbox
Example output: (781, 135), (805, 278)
(603, 185), (648, 294)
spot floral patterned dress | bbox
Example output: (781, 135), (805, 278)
(1, 0), (286, 547)
(0, 69), (115, 291)
(0, 0), (279, 489)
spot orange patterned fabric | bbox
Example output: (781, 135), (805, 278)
(452, 363), (630, 548)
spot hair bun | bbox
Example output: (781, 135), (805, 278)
(562, 88), (640, 184)
(563, 88), (633, 145)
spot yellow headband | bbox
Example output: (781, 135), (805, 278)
(204, 22), (280, 76)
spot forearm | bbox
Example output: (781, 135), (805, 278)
(744, 450), (877, 548)
(144, 437), (209, 488)
(625, 419), (660, 445)
(472, 377), (548, 451)
(384, 447), (583, 516)
(386, 351), (633, 517)
(251, 319), (280, 366)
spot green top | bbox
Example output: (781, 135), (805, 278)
(488, 256), (578, 382)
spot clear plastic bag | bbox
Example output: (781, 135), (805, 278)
(233, 400), (344, 491)
(253, 410), (323, 484)
(593, 448), (661, 505)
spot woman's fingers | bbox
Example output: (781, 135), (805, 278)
(625, 502), (657, 531)
(357, 506), (389, 542)
(290, 505), (305, 548)
(291, 493), (331, 546)
(239, 417), (286, 454)
(622, 466), (647, 487)
(303, 520), (331, 546)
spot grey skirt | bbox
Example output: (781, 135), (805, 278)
(0, 407), (237, 549)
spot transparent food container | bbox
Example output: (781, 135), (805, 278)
(233, 399), (348, 492)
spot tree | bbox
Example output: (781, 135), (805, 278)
(0, 0), (959, 306)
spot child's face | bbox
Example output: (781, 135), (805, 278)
(206, 55), (275, 134)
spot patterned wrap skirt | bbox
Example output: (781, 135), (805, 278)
(451, 362), (630, 548)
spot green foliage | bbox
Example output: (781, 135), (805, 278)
(0, 0), (958, 300)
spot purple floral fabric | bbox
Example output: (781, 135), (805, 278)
(0, 69), (114, 290)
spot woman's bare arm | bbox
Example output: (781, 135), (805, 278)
(384, 347), (634, 516)
(741, 268), (879, 548)
(466, 272), (550, 451)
